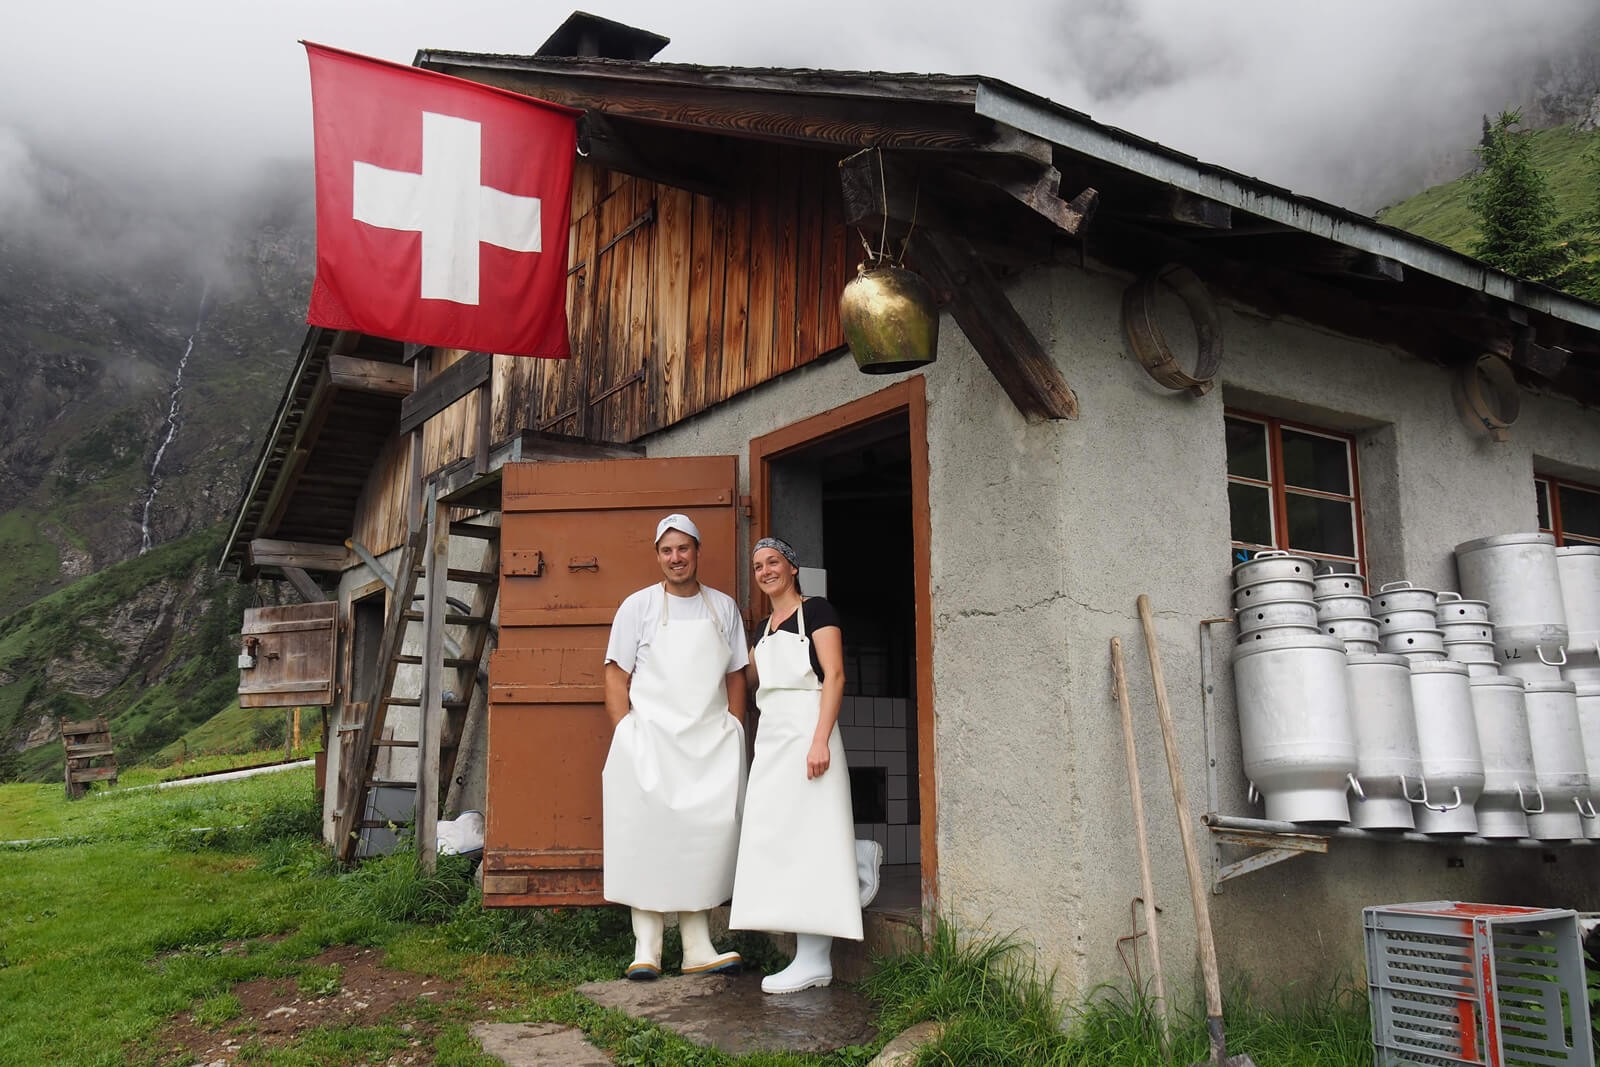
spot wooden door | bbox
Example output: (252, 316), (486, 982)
(238, 602), (338, 708)
(483, 455), (739, 906)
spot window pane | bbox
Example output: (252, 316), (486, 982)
(1536, 480), (1552, 532)
(1228, 482), (1274, 548)
(1225, 417), (1269, 481)
(1280, 428), (1351, 495)
(1559, 484), (1600, 541)
(1285, 491), (1356, 558)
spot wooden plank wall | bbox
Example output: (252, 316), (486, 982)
(349, 141), (852, 558)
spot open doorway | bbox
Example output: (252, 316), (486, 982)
(751, 379), (933, 918)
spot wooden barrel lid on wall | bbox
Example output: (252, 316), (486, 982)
(1121, 263), (1223, 397)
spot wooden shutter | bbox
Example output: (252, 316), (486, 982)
(238, 602), (339, 708)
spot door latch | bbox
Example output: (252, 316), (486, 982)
(505, 549), (545, 576)
(568, 556), (599, 572)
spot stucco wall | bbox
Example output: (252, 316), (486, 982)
(632, 252), (1600, 1005)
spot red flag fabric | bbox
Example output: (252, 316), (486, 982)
(304, 42), (579, 358)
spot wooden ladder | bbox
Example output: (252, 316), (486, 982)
(333, 506), (500, 863)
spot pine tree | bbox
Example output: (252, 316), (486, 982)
(1468, 109), (1569, 281)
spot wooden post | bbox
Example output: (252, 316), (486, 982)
(292, 707), (301, 756)
(416, 486), (447, 871)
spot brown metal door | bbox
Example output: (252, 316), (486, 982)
(238, 602), (339, 708)
(483, 455), (739, 906)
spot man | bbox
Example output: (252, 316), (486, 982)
(601, 513), (748, 979)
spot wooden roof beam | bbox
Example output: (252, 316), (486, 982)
(248, 539), (352, 571)
(432, 66), (1047, 162)
(328, 355), (414, 397)
(909, 229), (1079, 420)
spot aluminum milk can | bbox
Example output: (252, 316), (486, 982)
(1467, 674), (1538, 839)
(1231, 630), (1357, 823)
(1523, 679), (1593, 840)
(1575, 683), (1600, 840)
(1455, 532), (1569, 664)
(1344, 652), (1423, 830)
(1557, 545), (1600, 666)
(1408, 660), (1484, 834)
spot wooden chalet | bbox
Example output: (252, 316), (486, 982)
(223, 12), (1600, 995)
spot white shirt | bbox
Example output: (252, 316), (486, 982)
(604, 583), (750, 676)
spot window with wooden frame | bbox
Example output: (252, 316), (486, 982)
(1536, 475), (1600, 546)
(1225, 412), (1366, 572)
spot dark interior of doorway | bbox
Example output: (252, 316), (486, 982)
(766, 412), (918, 914)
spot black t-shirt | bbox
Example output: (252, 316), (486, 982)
(754, 597), (841, 682)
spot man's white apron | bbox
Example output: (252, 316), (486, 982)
(602, 585), (745, 911)
(729, 600), (863, 940)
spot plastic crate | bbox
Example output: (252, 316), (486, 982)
(1365, 901), (1595, 1066)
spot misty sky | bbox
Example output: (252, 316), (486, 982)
(2, 0), (1598, 213)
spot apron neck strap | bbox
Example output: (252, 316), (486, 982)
(659, 582), (715, 628)
(761, 598), (806, 640)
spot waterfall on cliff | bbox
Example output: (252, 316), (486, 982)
(139, 287), (208, 554)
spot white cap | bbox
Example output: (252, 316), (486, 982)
(654, 513), (701, 545)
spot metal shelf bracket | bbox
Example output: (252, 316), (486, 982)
(1209, 826), (1328, 892)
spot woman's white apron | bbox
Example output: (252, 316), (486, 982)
(729, 601), (862, 940)
(602, 585), (745, 911)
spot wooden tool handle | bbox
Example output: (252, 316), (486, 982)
(1137, 595), (1225, 1027)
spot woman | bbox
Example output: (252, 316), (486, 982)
(729, 536), (862, 993)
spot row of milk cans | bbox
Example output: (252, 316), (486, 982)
(1230, 533), (1600, 839)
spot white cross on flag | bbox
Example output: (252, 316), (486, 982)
(304, 43), (578, 357)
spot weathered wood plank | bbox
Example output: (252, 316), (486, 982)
(772, 149), (801, 375)
(720, 182), (753, 400)
(328, 355), (413, 397)
(627, 181), (656, 437)
(702, 197), (730, 415)
(398, 351), (493, 435)
(909, 229), (1079, 420)
(795, 153), (824, 367)
(684, 193), (713, 421)
(745, 151), (777, 389)
(247, 539), (351, 571)
(416, 509), (448, 871)
(657, 186), (692, 430)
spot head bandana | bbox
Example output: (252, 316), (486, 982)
(753, 536), (799, 569)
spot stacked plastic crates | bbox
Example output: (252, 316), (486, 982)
(1365, 901), (1594, 1066)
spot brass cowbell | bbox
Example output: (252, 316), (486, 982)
(838, 262), (938, 374)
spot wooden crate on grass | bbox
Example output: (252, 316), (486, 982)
(62, 717), (118, 799)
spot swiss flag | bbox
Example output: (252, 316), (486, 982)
(304, 43), (579, 358)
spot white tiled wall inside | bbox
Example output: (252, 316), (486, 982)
(838, 693), (920, 864)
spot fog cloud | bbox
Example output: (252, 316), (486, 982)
(1, 1), (1596, 217)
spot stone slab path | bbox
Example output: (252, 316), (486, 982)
(471, 1023), (614, 1066)
(576, 973), (878, 1055)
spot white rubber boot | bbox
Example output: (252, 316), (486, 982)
(856, 839), (883, 907)
(679, 909), (742, 975)
(627, 908), (664, 980)
(761, 933), (833, 994)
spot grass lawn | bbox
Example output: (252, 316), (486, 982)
(0, 768), (1375, 1066)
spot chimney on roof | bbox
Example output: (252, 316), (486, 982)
(537, 11), (669, 61)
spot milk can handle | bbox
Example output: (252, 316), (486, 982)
(1250, 550), (1293, 560)
(1403, 776), (1429, 805)
(1247, 781), (1261, 806)
(1346, 773), (1366, 800)
(1378, 581), (1414, 592)
(1517, 782), (1545, 815)
(1436, 592), (1463, 604)
(1576, 796), (1599, 820)
(1537, 644), (1569, 667)
(1425, 786), (1464, 813)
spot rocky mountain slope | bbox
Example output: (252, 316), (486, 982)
(0, 135), (314, 779)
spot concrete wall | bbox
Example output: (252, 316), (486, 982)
(631, 252), (1600, 1005)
